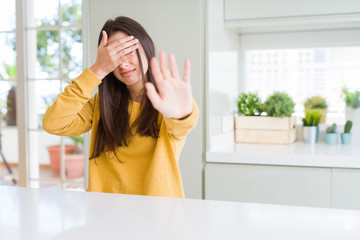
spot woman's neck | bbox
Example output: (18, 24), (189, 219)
(127, 84), (143, 103)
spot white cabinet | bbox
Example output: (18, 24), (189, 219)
(224, 0), (360, 20)
(205, 163), (331, 207)
(223, 0), (360, 33)
(206, 163), (360, 210)
(332, 168), (360, 210)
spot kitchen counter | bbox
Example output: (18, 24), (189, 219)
(1, 186), (360, 239)
(207, 142), (360, 168)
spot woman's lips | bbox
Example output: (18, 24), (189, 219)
(121, 69), (135, 77)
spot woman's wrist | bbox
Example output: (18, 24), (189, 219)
(89, 64), (108, 80)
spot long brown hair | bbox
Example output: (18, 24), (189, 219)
(90, 16), (159, 160)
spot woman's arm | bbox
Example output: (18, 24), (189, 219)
(42, 69), (100, 136)
(43, 31), (139, 136)
(145, 51), (198, 140)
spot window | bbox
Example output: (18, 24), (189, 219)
(26, 0), (84, 190)
(240, 29), (360, 124)
(0, 0), (18, 185)
(0, 0), (85, 190)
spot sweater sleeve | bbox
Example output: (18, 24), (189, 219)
(162, 98), (199, 141)
(42, 68), (101, 136)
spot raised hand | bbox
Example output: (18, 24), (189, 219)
(145, 51), (193, 119)
(90, 31), (139, 80)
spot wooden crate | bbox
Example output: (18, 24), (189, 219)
(234, 116), (296, 144)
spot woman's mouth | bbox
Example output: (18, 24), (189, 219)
(121, 69), (135, 77)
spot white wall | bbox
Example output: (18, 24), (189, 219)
(88, 0), (205, 199)
(207, 0), (241, 151)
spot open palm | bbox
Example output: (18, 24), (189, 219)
(145, 51), (193, 119)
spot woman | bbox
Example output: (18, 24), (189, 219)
(43, 16), (198, 198)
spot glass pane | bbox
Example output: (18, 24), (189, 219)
(61, 29), (83, 80)
(29, 130), (61, 180)
(0, 0), (15, 31)
(28, 80), (60, 130)
(27, 0), (59, 27)
(27, 30), (59, 79)
(0, 125), (18, 186)
(0, 81), (12, 124)
(65, 135), (85, 180)
(61, 0), (82, 26)
(0, 33), (16, 80)
(245, 47), (360, 116)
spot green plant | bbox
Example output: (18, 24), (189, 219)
(0, 62), (16, 82)
(237, 92), (262, 116)
(304, 96), (327, 109)
(343, 87), (360, 109)
(326, 123), (337, 133)
(67, 135), (84, 154)
(302, 111), (321, 126)
(262, 92), (295, 118)
(0, 62), (17, 118)
(344, 120), (352, 133)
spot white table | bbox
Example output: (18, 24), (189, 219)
(1, 186), (360, 240)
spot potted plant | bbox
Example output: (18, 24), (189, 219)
(325, 123), (337, 145)
(343, 87), (360, 125)
(304, 96), (328, 124)
(47, 135), (84, 179)
(262, 92), (295, 118)
(340, 120), (352, 145)
(237, 92), (263, 116)
(302, 111), (321, 143)
(235, 91), (296, 144)
(0, 62), (16, 126)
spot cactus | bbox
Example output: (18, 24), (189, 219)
(344, 120), (352, 133)
(326, 123), (337, 133)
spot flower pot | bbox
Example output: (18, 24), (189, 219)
(6, 86), (16, 126)
(325, 133), (338, 145)
(47, 145), (84, 179)
(345, 107), (360, 125)
(303, 126), (319, 144)
(234, 116), (296, 144)
(65, 153), (84, 179)
(340, 133), (352, 145)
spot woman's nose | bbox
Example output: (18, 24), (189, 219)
(119, 55), (129, 68)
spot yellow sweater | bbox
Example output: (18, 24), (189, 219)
(43, 68), (199, 198)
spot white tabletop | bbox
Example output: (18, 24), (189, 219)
(1, 186), (360, 240)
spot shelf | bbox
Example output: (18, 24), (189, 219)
(206, 142), (360, 169)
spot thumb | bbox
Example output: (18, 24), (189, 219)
(145, 82), (161, 110)
(100, 31), (108, 47)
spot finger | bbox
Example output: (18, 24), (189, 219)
(145, 82), (161, 110)
(168, 53), (180, 79)
(113, 39), (138, 55)
(115, 43), (139, 59)
(159, 51), (171, 79)
(151, 57), (164, 85)
(183, 59), (191, 82)
(101, 31), (108, 47)
(107, 35), (134, 50)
